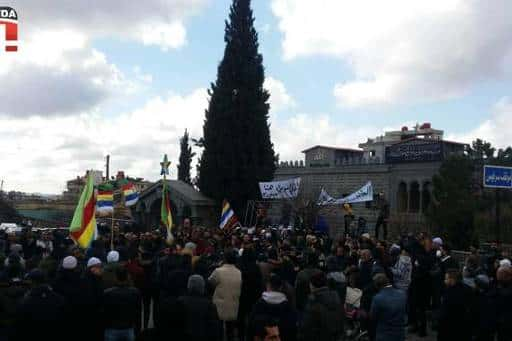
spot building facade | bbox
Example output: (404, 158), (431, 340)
(273, 124), (467, 237)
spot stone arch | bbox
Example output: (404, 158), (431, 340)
(397, 181), (408, 212)
(409, 181), (420, 213)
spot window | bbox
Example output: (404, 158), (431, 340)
(397, 182), (408, 212)
(409, 181), (420, 212)
(370, 150), (376, 157)
(422, 182), (431, 213)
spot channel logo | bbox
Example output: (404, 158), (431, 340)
(0, 6), (18, 52)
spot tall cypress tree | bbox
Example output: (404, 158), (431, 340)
(198, 0), (276, 213)
(177, 129), (195, 185)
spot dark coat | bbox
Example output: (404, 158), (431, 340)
(13, 285), (66, 341)
(238, 261), (263, 318)
(250, 293), (297, 341)
(176, 294), (221, 341)
(300, 287), (343, 341)
(496, 286), (512, 341)
(437, 282), (473, 341)
(472, 289), (498, 340)
(370, 286), (407, 341)
(0, 279), (29, 337)
(359, 260), (374, 290)
(295, 267), (321, 311)
(102, 284), (141, 330)
(53, 269), (96, 340)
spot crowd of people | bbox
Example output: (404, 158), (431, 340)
(0, 219), (511, 341)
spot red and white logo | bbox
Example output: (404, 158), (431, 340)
(0, 7), (17, 52)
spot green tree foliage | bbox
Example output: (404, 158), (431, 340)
(197, 0), (276, 213)
(177, 129), (195, 185)
(429, 139), (512, 246)
(0, 196), (21, 223)
(430, 156), (476, 249)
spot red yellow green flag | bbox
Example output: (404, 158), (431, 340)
(70, 172), (97, 249)
(161, 180), (173, 243)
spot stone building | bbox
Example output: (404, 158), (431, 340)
(134, 180), (217, 230)
(272, 123), (467, 237)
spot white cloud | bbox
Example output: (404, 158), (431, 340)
(13, 0), (208, 50)
(271, 0), (512, 107)
(0, 1), (208, 117)
(0, 88), (208, 193)
(0, 30), (127, 117)
(449, 97), (512, 149)
(271, 113), (381, 162)
(264, 76), (296, 113)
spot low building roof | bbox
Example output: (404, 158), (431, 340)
(301, 145), (364, 154)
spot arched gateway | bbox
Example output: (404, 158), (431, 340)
(134, 180), (217, 230)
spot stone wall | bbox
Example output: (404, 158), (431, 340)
(273, 161), (442, 238)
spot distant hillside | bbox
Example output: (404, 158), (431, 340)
(0, 197), (21, 223)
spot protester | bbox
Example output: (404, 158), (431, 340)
(209, 248), (242, 341)
(437, 269), (473, 341)
(300, 272), (342, 341)
(250, 273), (297, 341)
(174, 274), (221, 341)
(102, 266), (141, 341)
(12, 269), (66, 341)
(0, 219), (510, 341)
(370, 273), (407, 341)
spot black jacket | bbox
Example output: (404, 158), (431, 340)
(496, 285), (512, 341)
(300, 287), (342, 341)
(250, 293), (297, 341)
(102, 284), (141, 330)
(176, 294), (221, 341)
(13, 285), (66, 341)
(238, 262), (263, 317)
(53, 269), (97, 340)
(437, 282), (473, 341)
(0, 279), (29, 336)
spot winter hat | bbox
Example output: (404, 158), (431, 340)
(187, 274), (205, 295)
(184, 242), (197, 251)
(432, 237), (443, 246)
(499, 258), (511, 268)
(62, 256), (77, 270)
(87, 257), (102, 268)
(107, 250), (120, 263)
(390, 244), (401, 256)
(361, 233), (370, 239)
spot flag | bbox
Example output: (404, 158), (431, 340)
(70, 172), (97, 249)
(220, 199), (239, 229)
(122, 182), (139, 206)
(161, 180), (173, 243)
(96, 184), (114, 214)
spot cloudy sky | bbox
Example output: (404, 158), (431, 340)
(1, 0), (512, 194)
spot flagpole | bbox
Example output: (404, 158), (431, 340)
(110, 200), (114, 251)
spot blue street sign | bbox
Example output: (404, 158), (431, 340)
(483, 165), (512, 189)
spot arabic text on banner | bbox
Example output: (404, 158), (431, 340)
(259, 178), (301, 199)
(317, 181), (373, 205)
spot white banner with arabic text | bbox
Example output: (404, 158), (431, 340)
(317, 181), (373, 205)
(259, 178), (301, 199)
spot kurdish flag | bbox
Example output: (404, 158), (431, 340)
(122, 182), (139, 207)
(70, 172), (97, 249)
(220, 199), (239, 229)
(161, 180), (173, 243)
(97, 184), (114, 214)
